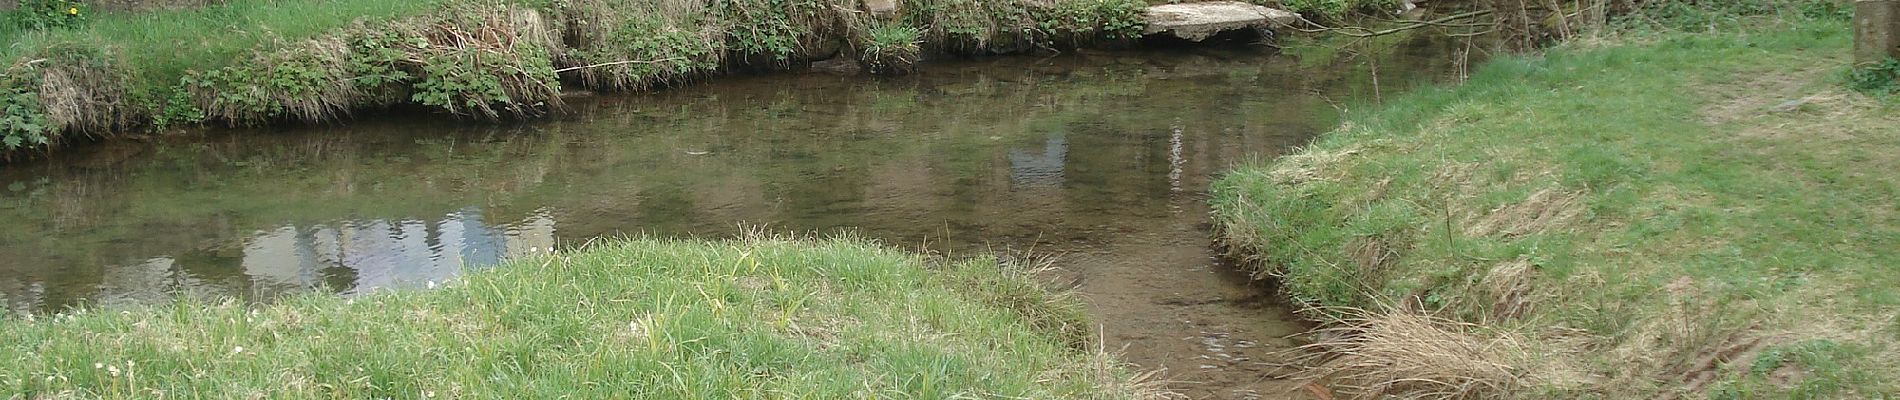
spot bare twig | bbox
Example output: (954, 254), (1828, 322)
(553, 57), (688, 73)
(1288, 10), (1495, 37)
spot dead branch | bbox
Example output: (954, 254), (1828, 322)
(1288, 10), (1496, 38)
(553, 58), (688, 73)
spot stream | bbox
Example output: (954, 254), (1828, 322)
(0, 35), (1468, 399)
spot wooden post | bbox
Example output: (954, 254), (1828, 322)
(1857, 0), (1900, 66)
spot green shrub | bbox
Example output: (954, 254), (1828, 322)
(148, 84), (204, 130)
(1849, 57), (1900, 97)
(412, 44), (561, 118)
(1796, 0), (1853, 20)
(1278, 0), (1398, 20)
(566, 13), (721, 90)
(1034, 0), (1147, 45)
(859, 22), (922, 74)
(0, 42), (123, 151)
(345, 31), (416, 90)
(720, 0), (825, 64)
(185, 53), (341, 124)
(1614, 0), (1834, 31)
(900, 0), (1033, 54)
(1281, 0), (1348, 19)
(0, 70), (51, 150)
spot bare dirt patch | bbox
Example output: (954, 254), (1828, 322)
(1697, 67), (1831, 126)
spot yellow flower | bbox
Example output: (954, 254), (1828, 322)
(67, 7), (79, 15)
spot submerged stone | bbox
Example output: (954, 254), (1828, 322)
(1142, 1), (1297, 42)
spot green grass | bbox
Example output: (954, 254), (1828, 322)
(859, 22), (922, 74)
(1212, 16), (1899, 399)
(1275, 0), (1402, 20)
(0, 0), (1150, 153)
(0, 236), (1156, 398)
(0, 0), (444, 92)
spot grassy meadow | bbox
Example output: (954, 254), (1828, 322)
(0, 235), (1162, 398)
(1212, 11), (1899, 399)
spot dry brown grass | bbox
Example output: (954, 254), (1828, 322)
(188, 36), (363, 124)
(1077, 342), (1188, 400)
(556, 0), (725, 91)
(1288, 309), (1558, 400)
(1463, 188), (1585, 238)
(1267, 144), (1361, 186)
(1476, 257), (1536, 322)
(902, 0), (1036, 54)
(2, 42), (144, 145)
(395, 3), (566, 118)
(1697, 66), (1830, 126)
(4, 0), (1151, 154)
(1345, 234), (1403, 288)
(411, 3), (566, 119)
(180, 3), (567, 123)
(35, 56), (140, 136)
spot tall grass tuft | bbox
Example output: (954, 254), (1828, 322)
(859, 22), (923, 74)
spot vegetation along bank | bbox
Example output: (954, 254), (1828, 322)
(0, 236), (1166, 398)
(0, 0), (1145, 155)
(1213, 2), (1900, 398)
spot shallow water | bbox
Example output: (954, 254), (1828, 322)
(2, 35), (1467, 399)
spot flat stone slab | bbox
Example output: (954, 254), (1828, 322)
(863, 0), (899, 17)
(1143, 1), (1298, 41)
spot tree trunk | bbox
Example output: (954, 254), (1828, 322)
(1858, 0), (1900, 65)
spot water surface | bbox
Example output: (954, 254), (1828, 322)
(2, 35), (1467, 399)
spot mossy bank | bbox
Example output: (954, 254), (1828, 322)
(0, 0), (1145, 156)
(0, 235), (1165, 398)
(1212, 11), (1899, 400)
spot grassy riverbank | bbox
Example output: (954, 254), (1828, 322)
(0, 0), (1143, 155)
(1213, 14), (1899, 399)
(0, 235), (1161, 398)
